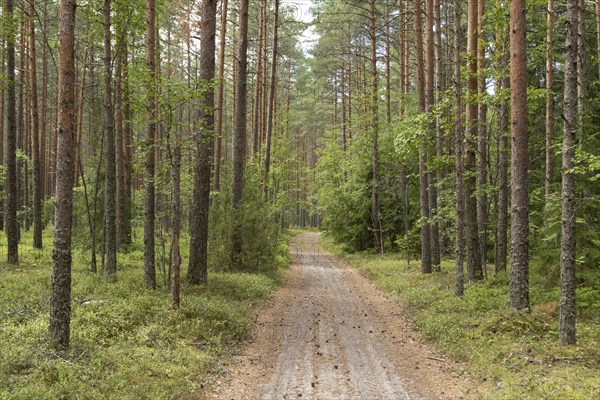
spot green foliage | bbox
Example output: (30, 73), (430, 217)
(0, 228), (288, 399)
(321, 237), (600, 400)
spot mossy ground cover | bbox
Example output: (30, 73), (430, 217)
(0, 228), (291, 399)
(321, 236), (600, 400)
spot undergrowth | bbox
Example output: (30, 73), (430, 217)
(0, 228), (293, 399)
(321, 235), (600, 400)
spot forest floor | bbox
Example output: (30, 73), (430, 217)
(209, 232), (471, 399)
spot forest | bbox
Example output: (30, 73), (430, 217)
(0, 0), (599, 398)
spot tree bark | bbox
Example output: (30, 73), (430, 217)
(465, 0), (483, 281)
(214, 0), (228, 191)
(495, 49), (509, 274)
(560, 0), (578, 346)
(188, 0), (216, 285)
(476, 0), (488, 275)
(509, 0), (530, 311)
(545, 0), (554, 202)
(370, 0), (383, 253)
(231, 0), (249, 262)
(171, 139), (181, 308)
(144, 0), (157, 289)
(454, 0), (465, 296)
(49, 0), (76, 350)
(264, 0), (279, 194)
(5, 0), (19, 264)
(414, 0), (431, 273)
(425, 0), (440, 270)
(103, 0), (117, 278)
(29, 0), (43, 249)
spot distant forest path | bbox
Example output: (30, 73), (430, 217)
(210, 232), (469, 399)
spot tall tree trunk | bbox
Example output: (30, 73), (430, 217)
(385, 0), (391, 124)
(577, 0), (585, 136)
(398, 0), (406, 118)
(103, 0), (117, 278)
(495, 48), (509, 274)
(425, 0), (440, 269)
(509, 0), (530, 311)
(122, 38), (133, 244)
(171, 138), (181, 308)
(5, 0), (19, 264)
(454, 0), (465, 296)
(0, 38), (4, 231)
(477, 0), (488, 275)
(115, 22), (126, 249)
(29, 0), (43, 249)
(144, 0), (157, 289)
(434, 0), (443, 261)
(214, 0), (228, 191)
(465, 0), (482, 281)
(370, 0), (383, 253)
(49, 0), (76, 350)
(252, 0), (265, 156)
(188, 0), (216, 285)
(560, 0), (578, 346)
(263, 0), (279, 194)
(545, 0), (554, 202)
(415, 0), (431, 272)
(231, 0), (249, 262)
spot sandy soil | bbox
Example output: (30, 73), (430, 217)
(209, 232), (471, 400)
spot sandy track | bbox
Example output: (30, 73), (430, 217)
(209, 232), (469, 400)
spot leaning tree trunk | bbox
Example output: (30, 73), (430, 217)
(144, 0), (157, 289)
(509, 0), (530, 311)
(559, 0), (578, 346)
(5, 0), (19, 265)
(231, 0), (249, 262)
(49, 0), (76, 350)
(188, 0), (216, 285)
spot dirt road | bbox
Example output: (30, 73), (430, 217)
(210, 232), (469, 400)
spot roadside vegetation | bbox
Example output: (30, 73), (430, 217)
(0, 229), (291, 399)
(322, 236), (600, 400)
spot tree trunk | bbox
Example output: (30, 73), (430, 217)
(29, 0), (43, 249)
(144, 0), (157, 289)
(398, 0), (406, 118)
(171, 139), (181, 309)
(465, 0), (482, 281)
(414, 0), (431, 272)
(231, 0), (249, 262)
(103, 0), (117, 278)
(509, 0), (530, 311)
(188, 0), (216, 285)
(264, 0), (279, 194)
(545, 0), (554, 202)
(385, 0), (391, 124)
(454, 0), (465, 296)
(559, 0), (578, 346)
(49, 0), (76, 350)
(477, 0), (488, 275)
(425, 0), (440, 270)
(115, 23), (126, 249)
(5, 0), (19, 264)
(252, 0), (265, 156)
(370, 0), (383, 253)
(214, 0), (228, 191)
(495, 50), (509, 274)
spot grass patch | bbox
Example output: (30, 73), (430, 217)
(321, 235), (600, 400)
(0, 228), (292, 399)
